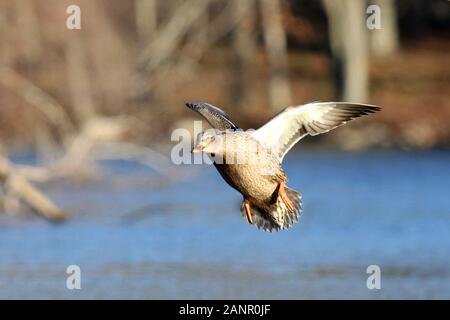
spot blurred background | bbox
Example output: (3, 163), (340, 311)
(0, 0), (449, 299)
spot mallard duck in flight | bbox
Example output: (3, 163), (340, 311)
(186, 101), (380, 232)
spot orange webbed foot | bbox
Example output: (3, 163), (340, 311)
(279, 182), (294, 212)
(243, 200), (254, 224)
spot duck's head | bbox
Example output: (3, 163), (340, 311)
(191, 130), (223, 154)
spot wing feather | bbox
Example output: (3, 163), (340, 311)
(186, 102), (239, 131)
(252, 102), (381, 161)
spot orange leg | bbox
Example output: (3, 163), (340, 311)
(243, 200), (254, 224)
(279, 182), (294, 212)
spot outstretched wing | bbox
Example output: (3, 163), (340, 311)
(252, 102), (381, 162)
(186, 102), (239, 131)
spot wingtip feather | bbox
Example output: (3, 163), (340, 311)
(185, 101), (201, 110)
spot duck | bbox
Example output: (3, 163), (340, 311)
(186, 101), (380, 232)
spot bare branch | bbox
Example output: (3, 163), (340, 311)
(0, 66), (74, 134)
(138, 0), (213, 72)
(0, 155), (68, 221)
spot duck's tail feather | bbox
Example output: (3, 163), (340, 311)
(240, 187), (302, 232)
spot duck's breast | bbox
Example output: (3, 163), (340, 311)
(214, 163), (280, 202)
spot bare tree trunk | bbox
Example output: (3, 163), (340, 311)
(15, 0), (42, 65)
(322, 0), (344, 99)
(323, 0), (369, 102)
(174, 7), (209, 76)
(84, 0), (132, 115)
(135, 0), (157, 42)
(231, 0), (256, 107)
(343, 0), (368, 102)
(65, 35), (96, 124)
(260, 0), (291, 110)
(370, 0), (399, 56)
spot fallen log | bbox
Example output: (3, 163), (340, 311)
(0, 156), (68, 221)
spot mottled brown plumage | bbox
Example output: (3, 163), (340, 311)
(207, 131), (300, 231)
(186, 101), (380, 232)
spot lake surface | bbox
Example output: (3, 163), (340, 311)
(0, 150), (449, 299)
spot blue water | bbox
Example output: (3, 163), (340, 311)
(0, 150), (449, 299)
